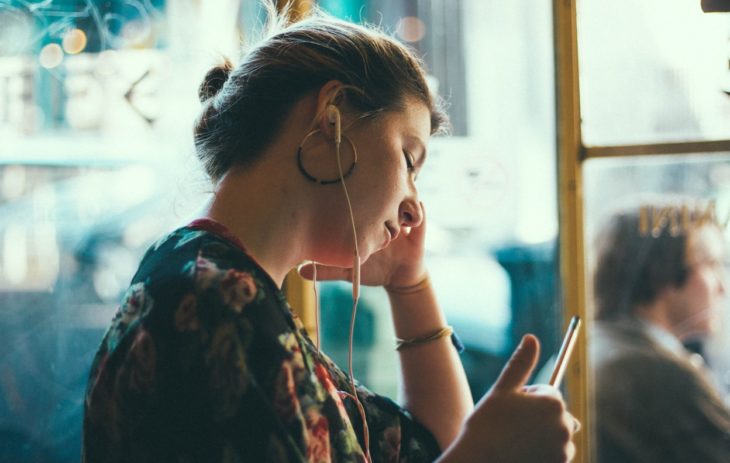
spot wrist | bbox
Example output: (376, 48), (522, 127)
(394, 325), (465, 353)
(436, 429), (482, 463)
(385, 273), (430, 295)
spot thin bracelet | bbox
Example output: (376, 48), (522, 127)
(395, 326), (453, 351)
(385, 274), (430, 295)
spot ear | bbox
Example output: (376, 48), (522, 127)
(315, 80), (345, 139)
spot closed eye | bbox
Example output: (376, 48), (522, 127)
(404, 151), (415, 171)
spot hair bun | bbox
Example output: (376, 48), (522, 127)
(198, 59), (233, 102)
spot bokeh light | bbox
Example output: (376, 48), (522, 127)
(39, 43), (64, 69)
(396, 16), (426, 43)
(62, 28), (87, 54)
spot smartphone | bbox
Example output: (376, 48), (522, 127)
(548, 315), (582, 387)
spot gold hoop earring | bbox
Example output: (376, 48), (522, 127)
(296, 129), (358, 185)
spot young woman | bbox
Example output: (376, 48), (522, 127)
(83, 6), (577, 462)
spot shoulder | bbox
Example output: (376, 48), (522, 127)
(137, 226), (279, 305)
(591, 325), (718, 411)
(592, 326), (682, 382)
(590, 320), (657, 365)
(188, 241), (266, 304)
(106, 227), (285, 349)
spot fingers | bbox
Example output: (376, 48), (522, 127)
(572, 416), (582, 434)
(297, 262), (351, 282)
(567, 441), (577, 461)
(492, 334), (540, 392)
(405, 201), (426, 239)
(564, 414), (580, 462)
(559, 409), (581, 435)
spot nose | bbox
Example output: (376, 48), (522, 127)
(399, 199), (423, 228)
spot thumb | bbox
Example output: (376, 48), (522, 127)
(492, 334), (540, 392)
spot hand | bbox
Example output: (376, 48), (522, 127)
(298, 203), (428, 288)
(441, 335), (578, 463)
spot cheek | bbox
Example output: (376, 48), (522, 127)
(700, 268), (723, 294)
(689, 270), (721, 308)
(359, 172), (401, 208)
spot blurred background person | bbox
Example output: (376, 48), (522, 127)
(590, 200), (730, 463)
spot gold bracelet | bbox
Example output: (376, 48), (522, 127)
(395, 326), (453, 351)
(385, 274), (430, 295)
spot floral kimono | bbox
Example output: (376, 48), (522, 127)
(82, 219), (441, 463)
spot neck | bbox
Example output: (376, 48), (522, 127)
(635, 300), (681, 340)
(203, 164), (310, 287)
(199, 93), (328, 286)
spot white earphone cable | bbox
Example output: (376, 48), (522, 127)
(312, 262), (320, 351)
(333, 112), (371, 463)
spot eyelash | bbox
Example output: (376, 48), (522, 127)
(404, 151), (415, 171)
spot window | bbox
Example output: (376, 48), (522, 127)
(579, 0), (730, 146)
(0, 1), (212, 459)
(575, 1), (730, 461)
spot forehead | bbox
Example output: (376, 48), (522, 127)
(370, 98), (430, 136)
(401, 98), (431, 135)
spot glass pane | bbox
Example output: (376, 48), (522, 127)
(0, 162), (193, 461)
(0, 1), (255, 460)
(578, 1), (730, 146)
(316, 0), (564, 400)
(584, 154), (730, 461)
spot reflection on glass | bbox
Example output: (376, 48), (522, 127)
(578, 0), (730, 145)
(0, 162), (202, 461)
(585, 155), (730, 462)
(0, 1), (245, 461)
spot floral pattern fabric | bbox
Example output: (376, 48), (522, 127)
(83, 221), (441, 463)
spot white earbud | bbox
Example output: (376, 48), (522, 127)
(326, 104), (359, 298)
(326, 104), (341, 145)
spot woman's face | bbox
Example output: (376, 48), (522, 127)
(313, 98), (431, 266)
(667, 225), (728, 339)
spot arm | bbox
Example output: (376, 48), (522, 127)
(299, 206), (471, 447)
(374, 207), (472, 447)
(386, 281), (473, 449)
(382, 213), (576, 460)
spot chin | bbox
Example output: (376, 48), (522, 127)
(328, 248), (370, 269)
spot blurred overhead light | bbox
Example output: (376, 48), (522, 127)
(1, 166), (26, 200)
(62, 29), (87, 54)
(39, 43), (64, 69)
(396, 16), (426, 43)
(4, 224), (28, 286)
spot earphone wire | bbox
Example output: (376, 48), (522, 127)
(333, 111), (371, 463)
(313, 261), (320, 351)
(333, 120), (360, 263)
